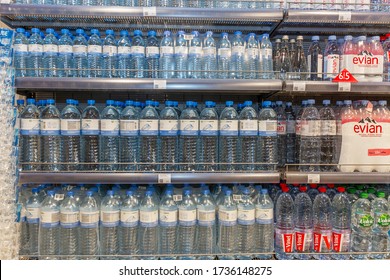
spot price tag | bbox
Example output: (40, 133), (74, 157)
(338, 11), (351, 22)
(333, 69), (357, 83)
(154, 80), (167, 89)
(338, 82), (351, 92)
(158, 174), (171, 184)
(292, 82), (306, 92)
(184, 34), (194, 41)
(173, 195), (182, 202)
(143, 7), (157, 17)
(54, 194), (65, 201)
(307, 174), (320, 184)
(233, 194), (242, 202)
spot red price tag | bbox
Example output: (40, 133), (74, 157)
(332, 69), (358, 83)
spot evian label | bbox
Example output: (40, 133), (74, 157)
(277, 120), (287, 135)
(324, 54), (340, 79)
(313, 231), (332, 252)
(295, 231), (307, 252)
(282, 232), (294, 253)
(343, 52), (384, 79)
(332, 230), (350, 252)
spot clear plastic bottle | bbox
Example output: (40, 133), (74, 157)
(188, 31), (203, 79)
(339, 100), (357, 172)
(258, 101), (278, 171)
(333, 100), (343, 164)
(86, 29), (102, 78)
(291, 36), (308, 80)
(174, 31), (188, 79)
(289, 38), (296, 64)
(160, 101), (179, 171)
(18, 186), (29, 256)
(307, 184), (319, 202)
(236, 188), (255, 260)
(370, 192), (390, 259)
(323, 35), (340, 80)
(308, 36), (323, 81)
(81, 100), (100, 171)
(79, 191), (99, 260)
(39, 190), (60, 260)
(159, 31), (175, 79)
(259, 33), (273, 79)
(27, 28), (43, 77)
(383, 34), (390, 82)
(26, 188), (41, 257)
(139, 190), (159, 260)
(278, 35), (291, 80)
(273, 38), (281, 76)
(295, 100), (307, 163)
(145, 30), (160, 79)
(130, 30), (145, 78)
(275, 101), (287, 167)
(244, 33), (259, 79)
(14, 28), (28, 77)
(179, 101), (199, 171)
(219, 101), (239, 171)
(120, 100), (139, 171)
(157, 0), (173, 6)
(73, 29), (88, 78)
(60, 191), (79, 260)
(139, 100), (160, 171)
(100, 190), (120, 260)
(217, 32), (231, 79)
(230, 31), (246, 79)
(159, 188), (178, 260)
(319, 100), (337, 171)
(120, 190), (139, 259)
(42, 28), (58, 77)
(285, 102), (296, 164)
(57, 29), (74, 78)
(239, 101), (258, 171)
(100, 100), (120, 171)
(202, 31), (217, 79)
(102, 30), (117, 78)
(117, 30), (131, 78)
(41, 99), (62, 172)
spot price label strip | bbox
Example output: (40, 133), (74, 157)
(154, 80), (167, 89)
(158, 174), (171, 184)
(307, 174), (320, 184)
(292, 81), (306, 92)
(143, 7), (157, 17)
(338, 82), (351, 92)
(338, 11), (352, 22)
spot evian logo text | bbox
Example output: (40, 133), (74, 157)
(353, 117), (383, 135)
(282, 233), (293, 253)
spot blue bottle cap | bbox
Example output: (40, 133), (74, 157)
(191, 31), (199, 36)
(17, 28), (25, 33)
(165, 189), (174, 195)
(46, 28), (55, 34)
(244, 100), (252, 107)
(173, 101), (179, 107)
(248, 32), (256, 37)
(61, 29), (70, 34)
(67, 191), (74, 196)
(120, 30), (129, 37)
(148, 30), (157, 37)
(242, 188), (250, 195)
(66, 99), (73, 105)
(107, 190), (114, 196)
(17, 99), (25, 105)
(106, 100), (114, 106)
(134, 30), (142, 36)
(225, 189), (232, 195)
(163, 31), (171, 36)
(47, 99), (55, 105)
(263, 101), (271, 107)
(76, 29), (84, 35)
(312, 36), (320, 41)
(31, 28), (40, 33)
(86, 191), (93, 197)
(178, 30), (186, 35)
(202, 189), (211, 195)
(205, 101), (213, 107)
(276, 101), (283, 106)
(323, 100), (331, 105)
(126, 190), (134, 196)
(91, 29), (99, 35)
(186, 101), (193, 107)
(183, 189), (192, 196)
(87, 100), (95, 106)
(234, 31), (243, 36)
(221, 32), (229, 37)
(134, 101), (141, 107)
(165, 100), (173, 106)
(307, 99), (315, 105)
(106, 29), (114, 35)
(263, 33), (269, 38)
(225, 101), (234, 107)
(47, 190), (55, 196)
(286, 102), (292, 107)
(32, 188), (39, 194)
(193, 102), (198, 107)
(206, 31), (213, 36)
(125, 100), (134, 106)
(145, 190), (153, 196)
(145, 100), (154, 106)
(115, 101), (121, 107)
(261, 189), (268, 194)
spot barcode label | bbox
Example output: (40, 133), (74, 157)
(184, 34), (194, 41)
(338, 82), (351, 92)
(173, 195), (182, 202)
(143, 7), (157, 16)
(154, 80), (167, 89)
(158, 174), (171, 184)
(233, 194), (242, 202)
(308, 174), (320, 184)
(54, 194), (65, 201)
(293, 82), (306, 92)
(339, 11), (352, 22)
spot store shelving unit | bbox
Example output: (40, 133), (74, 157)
(284, 171), (390, 184)
(283, 80), (390, 93)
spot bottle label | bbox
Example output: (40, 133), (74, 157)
(118, 46), (131, 55)
(160, 46), (174, 56)
(81, 119), (100, 135)
(59, 45), (73, 54)
(218, 48), (231, 58)
(324, 54), (340, 79)
(160, 119), (179, 136)
(179, 209), (197, 226)
(131, 46), (145, 55)
(239, 120), (258, 136)
(139, 119), (159, 136)
(20, 119), (40, 135)
(175, 46), (188, 56)
(87, 45), (102, 54)
(200, 119), (218, 136)
(295, 120), (301, 136)
(28, 44), (43, 53)
(61, 119), (81, 136)
(233, 194), (242, 203)
(321, 120), (337, 136)
(317, 54), (323, 78)
(281, 231), (294, 253)
(80, 211), (99, 228)
(358, 214), (374, 228)
(40, 119), (60, 135)
(140, 210), (158, 227)
(377, 213), (390, 227)
(245, 48), (259, 57)
(43, 44), (58, 53)
(260, 48), (272, 58)
(14, 44), (28, 52)
(232, 46), (245, 56)
(146, 46), (159, 57)
(220, 120), (239, 136)
(60, 211), (79, 228)
(255, 207), (273, 224)
(26, 207), (40, 223)
(203, 47), (216, 56)
(120, 209), (139, 227)
(40, 210), (60, 228)
(300, 120), (321, 137)
(73, 45), (87, 54)
(332, 230), (351, 252)
(237, 208), (255, 225)
(258, 120), (277, 136)
(277, 120), (287, 135)
(159, 209), (178, 227)
(120, 120), (139, 136)
(197, 209), (216, 226)
(313, 231), (332, 252)
(100, 119), (120, 136)
(287, 120), (296, 134)
(101, 210), (120, 227)
(218, 209), (237, 226)
(103, 45), (117, 56)
(180, 120), (199, 136)
(54, 194), (65, 201)
(189, 46), (203, 56)
(336, 120), (342, 136)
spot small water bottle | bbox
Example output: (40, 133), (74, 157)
(42, 28), (58, 77)
(60, 191), (79, 260)
(259, 33), (274, 79)
(159, 188), (178, 259)
(146, 30), (160, 79)
(217, 32), (231, 79)
(188, 31), (203, 79)
(27, 28), (43, 77)
(159, 31), (175, 79)
(139, 190), (159, 260)
(370, 192), (390, 259)
(102, 30), (117, 78)
(130, 30), (145, 78)
(14, 28), (28, 77)
(57, 29), (74, 78)
(117, 30), (131, 78)
(258, 101), (278, 171)
(308, 36), (323, 81)
(230, 31), (246, 79)
(245, 33), (259, 79)
(255, 189), (274, 259)
(81, 100), (100, 171)
(87, 29), (103, 78)
(202, 31), (217, 79)
(120, 190), (139, 259)
(174, 31), (188, 79)
(120, 100), (139, 171)
(313, 187), (332, 260)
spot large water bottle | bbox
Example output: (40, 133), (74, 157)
(293, 186), (313, 260)
(179, 101), (199, 171)
(81, 100), (100, 171)
(202, 31), (217, 79)
(219, 101), (239, 171)
(130, 30), (145, 78)
(41, 99), (61, 171)
(244, 33), (259, 79)
(285, 102), (296, 164)
(119, 100), (139, 171)
(73, 29), (88, 78)
(18, 187), (29, 256)
(308, 36), (323, 81)
(87, 29), (102, 78)
(217, 32), (231, 79)
(139, 190), (159, 259)
(139, 100), (159, 171)
(258, 101), (278, 171)
(100, 190), (120, 259)
(370, 192), (389, 259)
(236, 188), (255, 259)
(102, 30), (117, 78)
(239, 101), (258, 171)
(79, 191), (99, 260)
(230, 31), (245, 79)
(259, 33), (273, 79)
(319, 100), (337, 171)
(100, 100), (119, 171)
(145, 30), (160, 79)
(159, 188), (178, 259)
(14, 28), (28, 77)
(20, 98), (40, 171)
(60, 99), (80, 171)
(159, 31), (175, 79)
(42, 28), (58, 77)
(174, 31), (188, 79)
(275, 101), (286, 167)
(159, 101), (179, 171)
(188, 31), (203, 79)
(177, 189), (197, 260)
(196, 189), (216, 259)
(120, 190), (139, 259)
(26, 188), (41, 256)
(254, 189), (274, 260)
(331, 187), (351, 260)
(57, 29), (74, 78)
(39, 190), (60, 259)
(27, 28), (43, 77)
(299, 99), (321, 172)
(198, 101), (218, 171)
(59, 191), (79, 260)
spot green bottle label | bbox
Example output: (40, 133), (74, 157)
(359, 215), (374, 227)
(377, 213), (390, 227)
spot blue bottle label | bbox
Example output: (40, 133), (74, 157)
(140, 119), (159, 136)
(239, 120), (258, 136)
(40, 119), (60, 136)
(120, 120), (139, 136)
(100, 119), (119, 136)
(61, 119), (81, 136)
(120, 209), (139, 227)
(200, 119), (218, 136)
(140, 210), (158, 227)
(220, 120), (238, 136)
(160, 120), (179, 136)
(20, 119), (40, 135)
(180, 119), (199, 136)
(81, 119), (100, 135)
(159, 209), (178, 227)
(237, 208), (255, 225)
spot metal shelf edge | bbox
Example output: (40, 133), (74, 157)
(285, 171), (390, 184)
(284, 80), (390, 93)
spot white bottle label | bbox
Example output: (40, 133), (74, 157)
(179, 209), (197, 226)
(258, 120), (277, 136)
(246, 48), (259, 57)
(81, 119), (99, 135)
(160, 120), (179, 136)
(238, 208), (255, 225)
(14, 44), (28, 52)
(103, 45), (117, 55)
(100, 119), (119, 136)
(139, 119), (159, 136)
(336, 120), (342, 136)
(160, 46), (174, 56)
(189, 46), (203, 56)
(118, 46), (131, 55)
(120, 120), (139, 136)
(43, 44), (58, 53)
(260, 48), (272, 58)
(321, 120), (337, 136)
(301, 120), (321, 136)
(59, 45), (73, 54)
(277, 120), (287, 135)
(20, 119), (40, 135)
(80, 211), (99, 228)
(219, 209), (237, 226)
(203, 47), (216, 56)
(240, 120), (258, 136)
(60, 211), (79, 228)
(287, 120), (296, 134)
(146, 46), (159, 57)
(180, 120), (199, 136)
(101, 210), (120, 227)
(324, 54), (340, 79)
(197, 209), (215, 226)
(88, 45), (102, 54)
(218, 48), (231, 58)
(159, 209), (178, 226)
(220, 120), (239, 136)
(131, 46), (145, 55)
(256, 207), (273, 224)
(140, 210), (158, 227)
(232, 46), (245, 56)
(200, 119), (218, 136)
(40, 210), (60, 227)
(40, 119), (60, 135)
(73, 45), (87, 54)
(120, 209), (139, 227)
(29, 44), (43, 53)
(26, 207), (40, 223)
(175, 46), (188, 56)
(61, 119), (80, 136)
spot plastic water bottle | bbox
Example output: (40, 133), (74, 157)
(100, 190), (120, 259)
(323, 35), (340, 80)
(370, 192), (389, 259)
(159, 188), (178, 259)
(180, 101), (199, 171)
(258, 101), (278, 171)
(198, 101), (218, 171)
(319, 100), (337, 171)
(177, 189), (197, 260)
(159, 31), (175, 79)
(81, 100), (100, 171)
(202, 31), (217, 79)
(278, 35), (291, 80)
(26, 188), (41, 256)
(60, 99), (80, 171)
(230, 31), (245, 79)
(14, 28), (28, 77)
(120, 100), (139, 171)
(275, 101), (286, 167)
(39, 190), (60, 259)
(351, 192), (374, 259)
(259, 33), (273, 79)
(42, 28), (58, 77)
(188, 31), (203, 79)
(73, 29), (88, 78)
(218, 189), (237, 260)
(299, 99), (321, 172)
(145, 30), (160, 79)
(119, 190), (139, 259)
(308, 36), (323, 81)
(254, 189), (274, 260)
(244, 33), (259, 79)
(285, 102), (296, 164)
(295, 100), (306, 163)
(139, 190), (159, 259)
(28, 28), (43, 77)
(59, 191), (79, 260)
(57, 29), (73, 78)
(41, 99), (61, 171)
(275, 187), (294, 260)
(174, 31), (188, 79)
(331, 187), (351, 260)
(196, 189), (216, 260)
(139, 100), (159, 171)
(383, 34), (390, 82)
(100, 100), (119, 171)
(219, 101), (239, 171)
(130, 30), (145, 78)
(239, 101), (257, 171)
(159, 101), (179, 171)
(347, 188), (359, 205)
(102, 30), (117, 78)
(217, 32), (231, 79)
(87, 29), (102, 78)
(79, 191), (99, 260)
(291, 36), (308, 80)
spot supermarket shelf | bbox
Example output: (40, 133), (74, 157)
(285, 171), (390, 184)
(15, 77), (283, 93)
(284, 80), (390, 93)
(19, 172), (281, 184)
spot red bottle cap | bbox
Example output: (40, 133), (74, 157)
(337, 187), (345, 193)
(309, 184), (317, 189)
(280, 183), (287, 188)
(318, 187), (327, 193)
(299, 186), (307, 192)
(328, 184), (335, 189)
